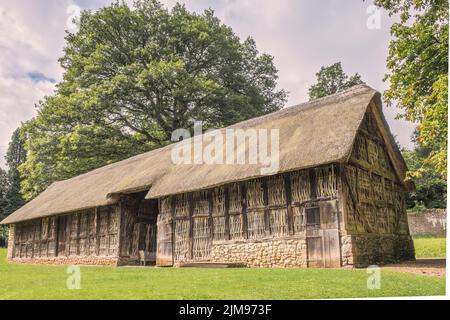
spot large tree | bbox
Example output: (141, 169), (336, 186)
(3, 128), (26, 217)
(20, 0), (287, 200)
(0, 168), (8, 246)
(402, 134), (447, 209)
(308, 62), (364, 100)
(0, 168), (8, 220)
(374, 0), (448, 178)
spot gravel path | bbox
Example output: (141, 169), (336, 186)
(383, 258), (446, 277)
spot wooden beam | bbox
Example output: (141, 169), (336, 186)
(95, 208), (100, 256)
(31, 221), (36, 258)
(106, 208), (111, 256)
(188, 193), (194, 260)
(309, 168), (317, 200)
(262, 178), (270, 236)
(85, 211), (90, 256)
(241, 182), (248, 239)
(284, 173), (294, 236)
(224, 186), (231, 240)
(208, 190), (214, 241)
(76, 212), (81, 256)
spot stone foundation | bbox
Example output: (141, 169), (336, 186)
(8, 255), (120, 266)
(210, 237), (307, 268)
(341, 234), (415, 267)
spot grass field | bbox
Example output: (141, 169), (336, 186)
(413, 236), (447, 258)
(0, 248), (445, 299)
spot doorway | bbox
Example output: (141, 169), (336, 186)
(306, 201), (341, 268)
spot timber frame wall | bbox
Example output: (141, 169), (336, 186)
(8, 205), (121, 265)
(156, 164), (342, 267)
(339, 110), (414, 266)
(7, 109), (414, 268)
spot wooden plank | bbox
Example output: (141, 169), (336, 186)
(76, 212), (81, 256)
(307, 237), (323, 268)
(156, 219), (174, 266)
(208, 190), (214, 241)
(224, 186), (231, 240)
(320, 201), (341, 268)
(188, 193), (194, 260)
(284, 173), (294, 236)
(95, 208), (100, 256)
(106, 208), (111, 256)
(309, 169), (317, 200)
(262, 178), (270, 236)
(31, 221), (36, 258)
(178, 262), (246, 268)
(56, 216), (67, 257)
(322, 229), (341, 268)
(241, 182), (248, 239)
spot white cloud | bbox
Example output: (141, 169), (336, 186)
(0, 0), (416, 168)
(0, 0), (75, 167)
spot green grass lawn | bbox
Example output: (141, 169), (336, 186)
(413, 236), (447, 258)
(0, 248), (445, 299)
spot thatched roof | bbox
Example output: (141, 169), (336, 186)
(1, 85), (407, 225)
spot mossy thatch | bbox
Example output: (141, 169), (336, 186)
(1, 85), (407, 225)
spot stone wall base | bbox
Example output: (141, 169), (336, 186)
(209, 237), (308, 268)
(341, 234), (415, 267)
(9, 256), (120, 266)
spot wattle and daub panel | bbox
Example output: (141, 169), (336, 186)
(12, 206), (120, 259)
(157, 164), (339, 263)
(344, 111), (409, 235)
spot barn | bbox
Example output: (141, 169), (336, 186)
(0, 85), (415, 268)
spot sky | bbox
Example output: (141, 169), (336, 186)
(0, 0), (417, 168)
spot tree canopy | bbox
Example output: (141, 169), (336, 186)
(308, 62), (365, 100)
(374, 0), (448, 178)
(402, 132), (447, 209)
(20, 0), (287, 200)
(3, 128), (26, 217)
(0, 168), (8, 220)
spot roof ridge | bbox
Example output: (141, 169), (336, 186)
(52, 84), (375, 185)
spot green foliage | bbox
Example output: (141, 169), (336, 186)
(0, 168), (8, 220)
(20, 0), (287, 201)
(375, 0), (448, 178)
(2, 129), (26, 218)
(0, 248), (445, 299)
(402, 138), (447, 209)
(308, 62), (365, 100)
(0, 226), (7, 247)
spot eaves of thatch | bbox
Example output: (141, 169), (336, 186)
(1, 85), (407, 225)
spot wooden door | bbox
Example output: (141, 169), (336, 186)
(305, 206), (323, 267)
(156, 219), (173, 266)
(305, 201), (341, 268)
(320, 201), (341, 268)
(56, 216), (67, 256)
(307, 237), (324, 267)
